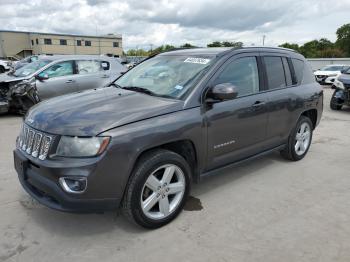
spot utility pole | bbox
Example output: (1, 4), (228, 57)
(262, 35), (266, 46)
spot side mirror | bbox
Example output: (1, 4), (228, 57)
(35, 72), (49, 81)
(206, 83), (238, 102)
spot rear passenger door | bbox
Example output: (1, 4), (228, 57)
(261, 54), (300, 147)
(74, 60), (110, 92)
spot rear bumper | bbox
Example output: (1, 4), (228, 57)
(14, 149), (120, 213)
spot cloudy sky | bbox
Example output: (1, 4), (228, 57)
(1, 0), (349, 50)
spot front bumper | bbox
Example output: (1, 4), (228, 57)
(324, 76), (337, 84)
(14, 149), (120, 213)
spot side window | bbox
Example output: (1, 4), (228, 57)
(263, 56), (286, 90)
(41, 61), (74, 78)
(213, 57), (260, 97)
(76, 60), (103, 75)
(282, 57), (293, 86)
(292, 59), (304, 85)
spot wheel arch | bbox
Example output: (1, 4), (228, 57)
(131, 139), (199, 184)
(300, 109), (317, 129)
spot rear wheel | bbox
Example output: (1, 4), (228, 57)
(122, 149), (191, 228)
(281, 116), (313, 161)
(330, 91), (342, 110)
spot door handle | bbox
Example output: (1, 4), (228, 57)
(101, 74), (109, 78)
(252, 101), (266, 107)
(66, 80), (75, 83)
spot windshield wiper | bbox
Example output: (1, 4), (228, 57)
(120, 86), (156, 96)
(110, 83), (174, 99)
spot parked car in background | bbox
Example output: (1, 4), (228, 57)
(14, 47), (323, 228)
(13, 55), (40, 70)
(330, 67), (350, 110)
(0, 59), (11, 73)
(314, 65), (350, 85)
(0, 55), (126, 114)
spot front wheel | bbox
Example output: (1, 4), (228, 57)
(281, 116), (313, 161)
(122, 149), (191, 228)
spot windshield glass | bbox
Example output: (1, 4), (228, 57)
(114, 55), (215, 99)
(320, 65), (344, 71)
(13, 59), (51, 77)
(342, 67), (350, 74)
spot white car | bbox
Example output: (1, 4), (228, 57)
(314, 65), (350, 85)
(0, 59), (11, 73)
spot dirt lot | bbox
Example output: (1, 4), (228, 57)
(0, 87), (349, 262)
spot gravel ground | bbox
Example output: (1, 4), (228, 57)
(0, 86), (350, 262)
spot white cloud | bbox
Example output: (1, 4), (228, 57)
(0, 0), (349, 50)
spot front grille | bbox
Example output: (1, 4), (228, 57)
(16, 124), (54, 160)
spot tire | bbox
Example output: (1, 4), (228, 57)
(122, 149), (191, 228)
(0, 66), (5, 74)
(330, 92), (342, 110)
(280, 116), (313, 161)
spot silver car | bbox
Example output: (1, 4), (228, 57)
(0, 55), (126, 114)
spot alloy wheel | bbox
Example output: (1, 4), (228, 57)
(294, 122), (311, 156)
(140, 164), (185, 220)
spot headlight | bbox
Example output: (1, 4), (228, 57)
(56, 136), (110, 157)
(11, 77), (36, 94)
(334, 79), (344, 89)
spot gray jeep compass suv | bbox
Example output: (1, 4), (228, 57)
(14, 47), (323, 228)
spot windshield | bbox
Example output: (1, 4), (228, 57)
(13, 59), (51, 77)
(320, 65), (344, 71)
(114, 55), (215, 99)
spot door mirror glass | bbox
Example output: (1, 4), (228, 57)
(36, 72), (49, 81)
(207, 83), (238, 102)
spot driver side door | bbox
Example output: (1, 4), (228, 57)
(204, 53), (271, 171)
(36, 60), (79, 100)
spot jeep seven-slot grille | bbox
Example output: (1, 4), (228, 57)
(16, 124), (54, 160)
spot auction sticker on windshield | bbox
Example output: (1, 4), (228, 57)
(184, 57), (211, 64)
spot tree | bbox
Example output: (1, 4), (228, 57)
(180, 43), (197, 48)
(336, 23), (350, 56)
(150, 44), (176, 55)
(222, 41), (243, 48)
(126, 48), (149, 56)
(318, 38), (334, 50)
(299, 40), (320, 58)
(207, 41), (222, 47)
(279, 43), (300, 52)
(207, 41), (243, 48)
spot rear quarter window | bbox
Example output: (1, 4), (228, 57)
(292, 59), (304, 84)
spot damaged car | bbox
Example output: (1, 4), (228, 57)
(0, 55), (126, 114)
(330, 67), (350, 110)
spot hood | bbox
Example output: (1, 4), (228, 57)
(338, 74), (350, 85)
(0, 73), (29, 83)
(314, 70), (340, 76)
(26, 87), (184, 136)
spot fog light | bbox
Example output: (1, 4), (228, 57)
(59, 177), (87, 194)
